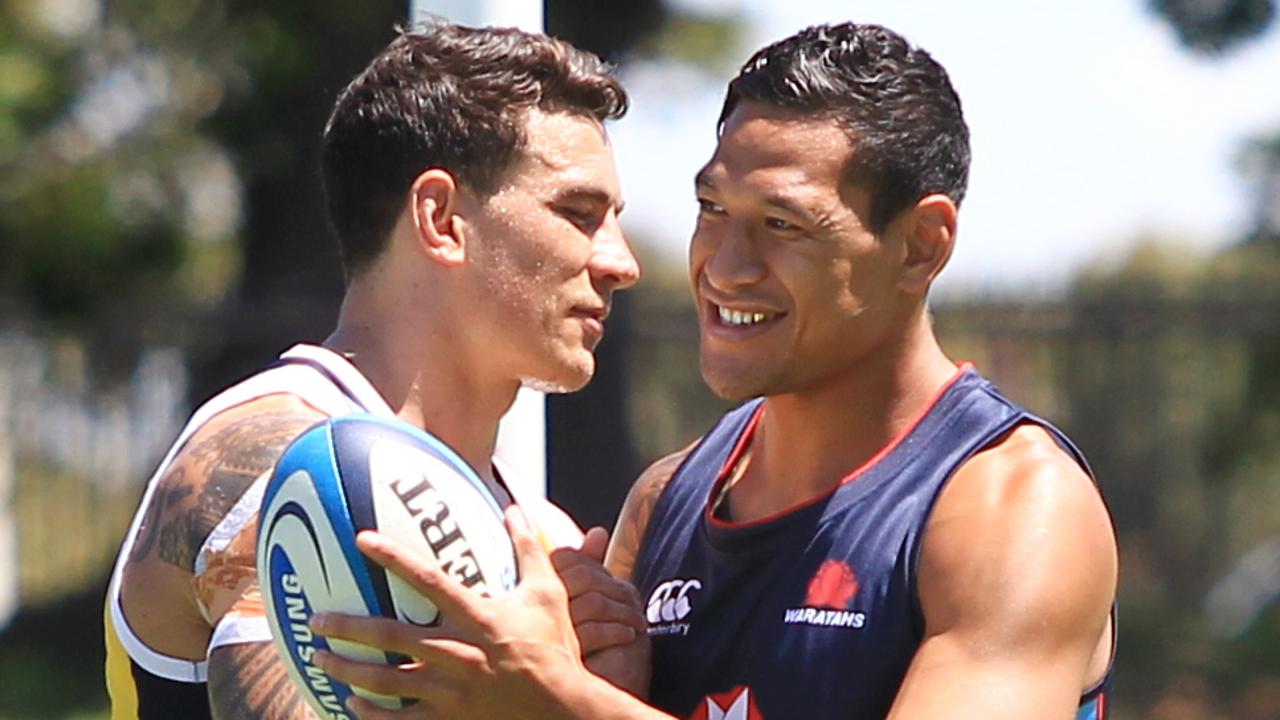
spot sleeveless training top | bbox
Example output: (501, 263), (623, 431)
(104, 344), (397, 719)
(632, 365), (1114, 720)
(103, 344), (581, 719)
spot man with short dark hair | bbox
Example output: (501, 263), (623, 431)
(104, 19), (643, 719)
(314, 22), (1116, 720)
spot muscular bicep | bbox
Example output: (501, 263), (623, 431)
(208, 642), (318, 719)
(605, 444), (695, 581)
(888, 427), (1117, 720)
(200, 404), (334, 719)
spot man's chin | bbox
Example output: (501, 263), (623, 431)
(519, 376), (578, 395)
(701, 361), (767, 402)
(707, 383), (757, 402)
(520, 363), (593, 395)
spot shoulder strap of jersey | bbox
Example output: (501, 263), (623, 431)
(107, 344), (390, 681)
(632, 399), (762, 581)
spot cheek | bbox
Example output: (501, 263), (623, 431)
(789, 254), (881, 332)
(828, 259), (858, 306)
(688, 248), (705, 291)
(688, 227), (716, 276)
(833, 247), (894, 307)
(522, 222), (592, 280)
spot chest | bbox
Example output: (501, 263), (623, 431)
(638, 513), (922, 719)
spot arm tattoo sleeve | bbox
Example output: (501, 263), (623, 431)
(152, 411), (320, 571)
(608, 450), (688, 582)
(207, 642), (317, 720)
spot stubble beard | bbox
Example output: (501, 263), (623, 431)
(520, 376), (576, 395)
(701, 358), (765, 402)
(519, 350), (594, 395)
(700, 337), (803, 401)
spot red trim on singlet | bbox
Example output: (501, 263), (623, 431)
(705, 362), (975, 530)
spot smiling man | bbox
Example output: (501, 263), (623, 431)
(310, 21), (1117, 720)
(103, 20), (644, 719)
(611, 24), (1118, 719)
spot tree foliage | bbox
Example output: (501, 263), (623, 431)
(1151, 0), (1276, 54)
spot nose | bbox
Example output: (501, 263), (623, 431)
(590, 213), (641, 291)
(698, 221), (764, 292)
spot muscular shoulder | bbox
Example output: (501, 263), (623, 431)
(605, 442), (697, 581)
(919, 422), (1116, 644)
(119, 393), (326, 653)
(930, 423), (1108, 544)
(129, 394), (326, 572)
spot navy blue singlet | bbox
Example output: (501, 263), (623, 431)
(632, 366), (1114, 720)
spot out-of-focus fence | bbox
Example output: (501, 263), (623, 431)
(2, 286), (1280, 718)
(937, 294), (1280, 719)
(0, 330), (186, 627)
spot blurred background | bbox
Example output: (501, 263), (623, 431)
(1, 0), (1278, 717)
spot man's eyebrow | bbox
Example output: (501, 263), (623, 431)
(695, 170), (820, 222)
(760, 193), (816, 220)
(553, 186), (625, 213)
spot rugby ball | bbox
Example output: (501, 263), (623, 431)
(256, 413), (518, 717)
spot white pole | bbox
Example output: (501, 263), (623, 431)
(0, 348), (18, 630)
(408, 0), (547, 498)
(410, 0), (543, 31)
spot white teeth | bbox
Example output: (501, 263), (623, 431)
(717, 306), (769, 326)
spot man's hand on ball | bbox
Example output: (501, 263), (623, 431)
(311, 507), (586, 719)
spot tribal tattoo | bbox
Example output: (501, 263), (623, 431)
(207, 642), (315, 719)
(129, 467), (192, 563)
(607, 447), (691, 582)
(146, 410), (320, 571)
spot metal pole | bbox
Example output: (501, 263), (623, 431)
(409, 0), (543, 31)
(0, 346), (18, 630)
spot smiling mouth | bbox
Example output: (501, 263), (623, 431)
(571, 308), (607, 344)
(713, 304), (780, 327)
(568, 302), (605, 322)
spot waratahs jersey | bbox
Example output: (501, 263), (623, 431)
(632, 365), (1115, 720)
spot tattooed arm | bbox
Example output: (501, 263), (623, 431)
(208, 643), (314, 719)
(605, 443), (696, 583)
(128, 403), (326, 574)
(118, 395), (325, 717)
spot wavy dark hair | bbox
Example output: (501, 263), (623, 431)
(720, 23), (970, 235)
(322, 19), (628, 278)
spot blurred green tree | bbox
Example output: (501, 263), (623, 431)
(1151, 0), (1276, 54)
(1054, 3), (1280, 714)
(0, 0), (741, 388)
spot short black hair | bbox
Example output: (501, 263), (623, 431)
(322, 19), (628, 279)
(720, 23), (970, 234)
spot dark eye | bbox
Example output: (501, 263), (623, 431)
(696, 198), (725, 215)
(559, 206), (603, 233)
(765, 216), (798, 231)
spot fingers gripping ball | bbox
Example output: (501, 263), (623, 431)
(255, 414), (518, 717)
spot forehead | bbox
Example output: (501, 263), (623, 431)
(503, 110), (621, 199)
(700, 102), (853, 192)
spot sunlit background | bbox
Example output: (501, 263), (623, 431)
(2, 0), (1278, 717)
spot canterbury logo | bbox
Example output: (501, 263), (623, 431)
(646, 578), (702, 623)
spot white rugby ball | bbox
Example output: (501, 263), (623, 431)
(256, 413), (517, 717)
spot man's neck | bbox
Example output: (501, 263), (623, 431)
(730, 328), (958, 521)
(325, 293), (518, 481)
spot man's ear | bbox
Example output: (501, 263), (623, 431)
(897, 194), (957, 295)
(410, 168), (467, 266)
